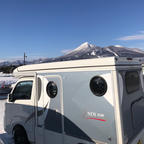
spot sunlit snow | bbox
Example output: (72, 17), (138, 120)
(0, 73), (16, 144)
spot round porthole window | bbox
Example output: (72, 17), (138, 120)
(46, 81), (58, 98)
(90, 76), (107, 96)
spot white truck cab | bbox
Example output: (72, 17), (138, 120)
(4, 57), (144, 144)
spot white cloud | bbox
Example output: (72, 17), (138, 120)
(117, 31), (144, 41)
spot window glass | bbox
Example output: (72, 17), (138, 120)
(12, 81), (33, 100)
(90, 76), (107, 96)
(46, 81), (58, 98)
(125, 71), (140, 93)
(38, 78), (42, 101)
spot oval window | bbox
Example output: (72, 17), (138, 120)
(46, 81), (58, 98)
(90, 76), (107, 96)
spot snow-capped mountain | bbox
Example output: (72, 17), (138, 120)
(0, 42), (144, 66)
(53, 42), (144, 61)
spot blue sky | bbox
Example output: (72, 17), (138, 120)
(0, 0), (144, 59)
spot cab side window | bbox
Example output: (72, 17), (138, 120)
(12, 81), (33, 100)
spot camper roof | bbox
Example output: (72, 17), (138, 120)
(13, 57), (141, 74)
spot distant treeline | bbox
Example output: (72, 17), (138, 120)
(0, 65), (18, 73)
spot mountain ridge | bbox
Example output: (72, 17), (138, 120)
(0, 42), (144, 66)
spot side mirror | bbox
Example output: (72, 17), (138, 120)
(9, 94), (15, 102)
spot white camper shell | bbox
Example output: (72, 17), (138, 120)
(4, 57), (144, 144)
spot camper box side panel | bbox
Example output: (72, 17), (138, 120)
(60, 70), (117, 144)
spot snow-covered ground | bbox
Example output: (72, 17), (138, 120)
(0, 73), (16, 144)
(0, 72), (17, 86)
(0, 99), (5, 133)
(0, 99), (14, 144)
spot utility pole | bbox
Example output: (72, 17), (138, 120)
(24, 52), (27, 65)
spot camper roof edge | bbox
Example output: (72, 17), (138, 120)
(14, 57), (141, 73)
